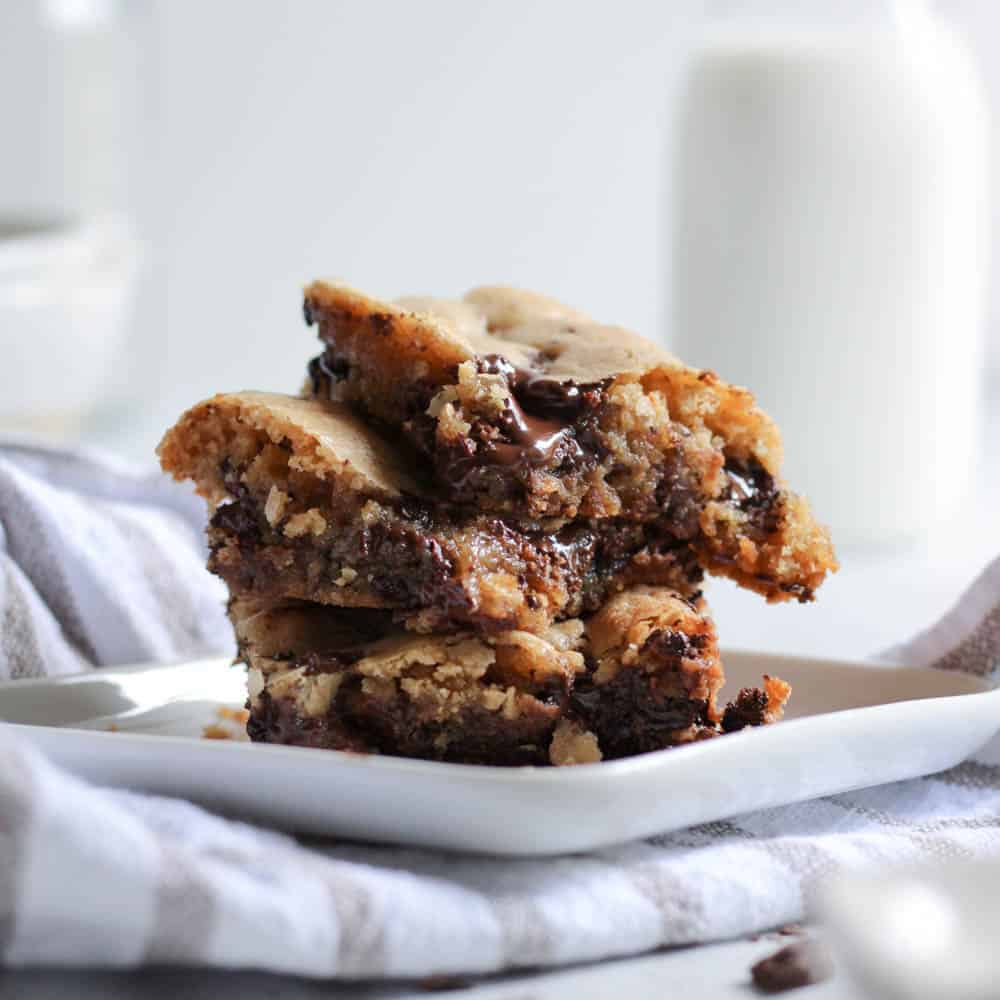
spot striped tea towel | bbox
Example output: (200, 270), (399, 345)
(0, 441), (998, 978)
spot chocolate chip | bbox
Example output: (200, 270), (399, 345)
(721, 688), (770, 732)
(725, 457), (780, 535)
(641, 628), (693, 661)
(307, 353), (349, 397)
(751, 939), (833, 994)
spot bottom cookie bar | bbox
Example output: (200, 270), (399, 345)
(232, 587), (789, 766)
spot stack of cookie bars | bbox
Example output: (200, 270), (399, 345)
(159, 282), (837, 765)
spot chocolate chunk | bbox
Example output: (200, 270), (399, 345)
(466, 353), (604, 477)
(570, 669), (710, 758)
(307, 353), (349, 397)
(478, 353), (597, 419)
(641, 626), (705, 662)
(655, 451), (704, 540)
(725, 457), (780, 535)
(721, 688), (770, 732)
(245, 689), (371, 754)
(516, 373), (589, 420)
(360, 521), (460, 610)
(751, 939), (833, 994)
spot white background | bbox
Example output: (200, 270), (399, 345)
(5, 0), (999, 656)
(134, 0), (697, 435)
(130, 0), (1000, 442)
(117, 0), (1000, 661)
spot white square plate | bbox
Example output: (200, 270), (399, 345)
(1, 652), (996, 856)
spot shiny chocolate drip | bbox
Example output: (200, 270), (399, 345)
(480, 353), (597, 421)
(475, 353), (605, 470)
(723, 457), (780, 535)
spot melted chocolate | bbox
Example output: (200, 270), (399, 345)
(480, 353), (606, 423)
(493, 400), (578, 466)
(477, 354), (582, 468)
(724, 457), (780, 535)
(209, 477), (704, 635)
(464, 353), (612, 477)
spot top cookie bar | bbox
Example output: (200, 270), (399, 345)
(303, 280), (837, 602)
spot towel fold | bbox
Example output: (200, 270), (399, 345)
(0, 441), (997, 979)
(0, 442), (230, 679)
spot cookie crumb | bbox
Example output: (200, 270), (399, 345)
(548, 718), (602, 766)
(217, 706), (250, 724)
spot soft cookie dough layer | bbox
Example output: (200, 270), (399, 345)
(303, 280), (837, 601)
(159, 392), (702, 634)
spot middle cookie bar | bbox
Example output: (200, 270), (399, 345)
(158, 391), (703, 634)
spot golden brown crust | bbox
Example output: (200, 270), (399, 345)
(306, 279), (669, 379)
(763, 675), (792, 723)
(158, 391), (421, 503)
(304, 280), (781, 467)
(233, 586), (747, 765)
(696, 491), (837, 603)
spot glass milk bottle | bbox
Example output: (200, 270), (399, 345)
(0, 0), (142, 437)
(669, 1), (990, 547)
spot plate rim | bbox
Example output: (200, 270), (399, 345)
(3, 648), (997, 785)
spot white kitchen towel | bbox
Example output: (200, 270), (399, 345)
(0, 441), (230, 679)
(0, 442), (998, 979)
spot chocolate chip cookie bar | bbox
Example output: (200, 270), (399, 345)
(159, 392), (703, 634)
(303, 281), (837, 601)
(233, 586), (788, 765)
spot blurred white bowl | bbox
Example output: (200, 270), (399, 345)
(820, 860), (1000, 1000)
(0, 215), (139, 432)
